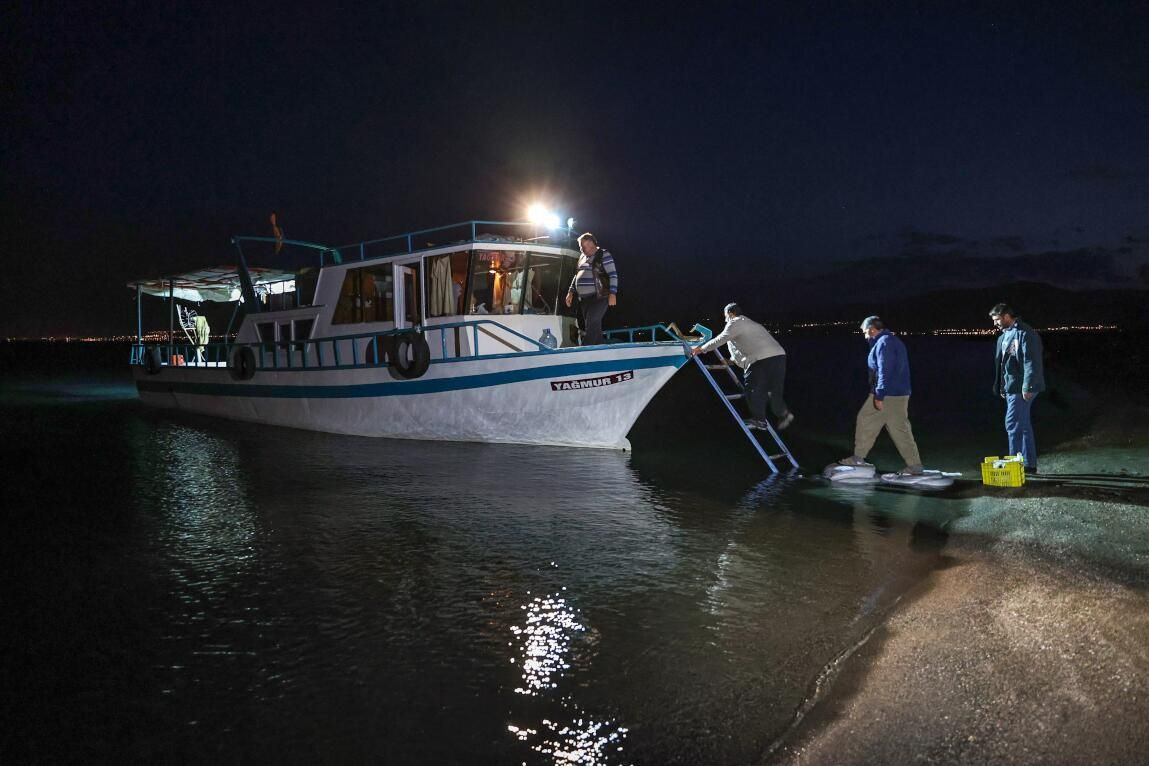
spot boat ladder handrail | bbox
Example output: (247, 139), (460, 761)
(603, 322), (702, 344)
(686, 323), (799, 474)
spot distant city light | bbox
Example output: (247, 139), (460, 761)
(3, 323), (1121, 343)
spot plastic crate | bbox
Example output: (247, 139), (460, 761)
(981, 456), (1025, 487)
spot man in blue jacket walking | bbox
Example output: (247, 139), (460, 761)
(990, 303), (1045, 474)
(838, 316), (924, 475)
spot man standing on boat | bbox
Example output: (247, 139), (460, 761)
(990, 302), (1044, 474)
(837, 316), (923, 476)
(691, 303), (794, 431)
(565, 233), (617, 345)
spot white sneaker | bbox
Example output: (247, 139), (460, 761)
(838, 456), (874, 468)
(777, 412), (794, 431)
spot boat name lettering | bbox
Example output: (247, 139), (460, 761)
(550, 371), (634, 391)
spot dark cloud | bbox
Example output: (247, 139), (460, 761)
(897, 228), (966, 253)
(990, 236), (1026, 252)
(5, 3), (1149, 335)
(1065, 164), (1137, 183)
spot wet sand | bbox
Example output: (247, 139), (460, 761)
(769, 439), (1149, 765)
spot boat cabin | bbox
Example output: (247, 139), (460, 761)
(130, 221), (586, 367)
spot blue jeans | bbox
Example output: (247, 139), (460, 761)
(1005, 393), (1037, 469)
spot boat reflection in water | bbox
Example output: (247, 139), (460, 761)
(3, 375), (960, 763)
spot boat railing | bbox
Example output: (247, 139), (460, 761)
(603, 322), (716, 345)
(233, 221), (579, 270)
(333, 220), (579, 265)
(131, 317), (693, 373)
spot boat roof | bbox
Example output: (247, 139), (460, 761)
(332, 220), (578, 260)
(129, 265), (298, 302)
(128, 221), (580, 301)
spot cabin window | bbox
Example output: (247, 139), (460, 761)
(291, 318), (313, 351)
(464, 251), (573, 315)
(333, 271), (360, 323)
(257, 322), (276, 352)
(557, 254), (579, 319)
(295, 268), (318, 306)
(468, 251), (528, 315)
(332, 266), (395, 324)
(425, 251), (470, 317)
(294, 318), (314, 338)
(467, 252), (495, 314)
(263, 280), (297, 312)
(362, 266), (396, 323)
(520, 253), (564, 314)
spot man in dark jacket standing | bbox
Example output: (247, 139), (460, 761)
(990, 303), (1045, 474)
(838, 316), (923, 475)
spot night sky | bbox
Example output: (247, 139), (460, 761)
(4, 2), (1148, 336)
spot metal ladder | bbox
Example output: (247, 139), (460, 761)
(691, 345), (799, 473)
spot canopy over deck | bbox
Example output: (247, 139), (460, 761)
(129, 265), (298, 303)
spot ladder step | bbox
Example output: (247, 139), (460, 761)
(724, 393), (743, 400)
(705, 363), (729, 370)
(767, 453), (788, 460)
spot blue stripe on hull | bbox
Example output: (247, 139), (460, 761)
(136, 353), (687, 399)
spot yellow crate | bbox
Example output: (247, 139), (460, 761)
(981, 456), (1026, 487)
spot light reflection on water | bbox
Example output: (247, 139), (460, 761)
(7, 389), (959, 764)
(512, 589), (584, 697)
(507, 587), (630, 764)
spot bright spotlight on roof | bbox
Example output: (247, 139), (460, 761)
(544, 213), (561, 229)
(527, 204), (547, 224)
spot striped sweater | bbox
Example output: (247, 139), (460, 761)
(568, 248), (618, 299)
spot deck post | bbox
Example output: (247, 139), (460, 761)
(169, 279), (175, 350)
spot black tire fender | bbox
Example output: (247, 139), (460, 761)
(144, 347), (163, 375)
(227, 345), (257, 381)
(388, 331), (431, 380)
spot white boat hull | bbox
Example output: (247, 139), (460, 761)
(135, 343), (689, 449)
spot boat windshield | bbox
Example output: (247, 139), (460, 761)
(466, 250), (572, 316)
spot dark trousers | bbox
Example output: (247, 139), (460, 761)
(579, 296), (610, 345)
(744, 355), (789, 421)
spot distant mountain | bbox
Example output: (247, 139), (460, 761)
(779, 281), (1149, 330)
(735, 237), (1149, 328)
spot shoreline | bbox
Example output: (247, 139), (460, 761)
(767, 443), (1149, 764)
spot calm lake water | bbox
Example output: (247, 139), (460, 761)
(1, 337), (1079, 764)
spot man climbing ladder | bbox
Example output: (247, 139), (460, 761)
(690, 302), (795, 432)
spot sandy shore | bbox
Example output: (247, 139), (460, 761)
(769, 444), (1149, 765)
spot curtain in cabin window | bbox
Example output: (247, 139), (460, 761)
(429, 255), (454, 317)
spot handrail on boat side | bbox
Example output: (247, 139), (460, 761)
(129, 317), (558, 373)
(130, 317), (702, 373)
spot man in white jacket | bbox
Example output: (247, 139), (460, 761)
(691, 303), (794, 431)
